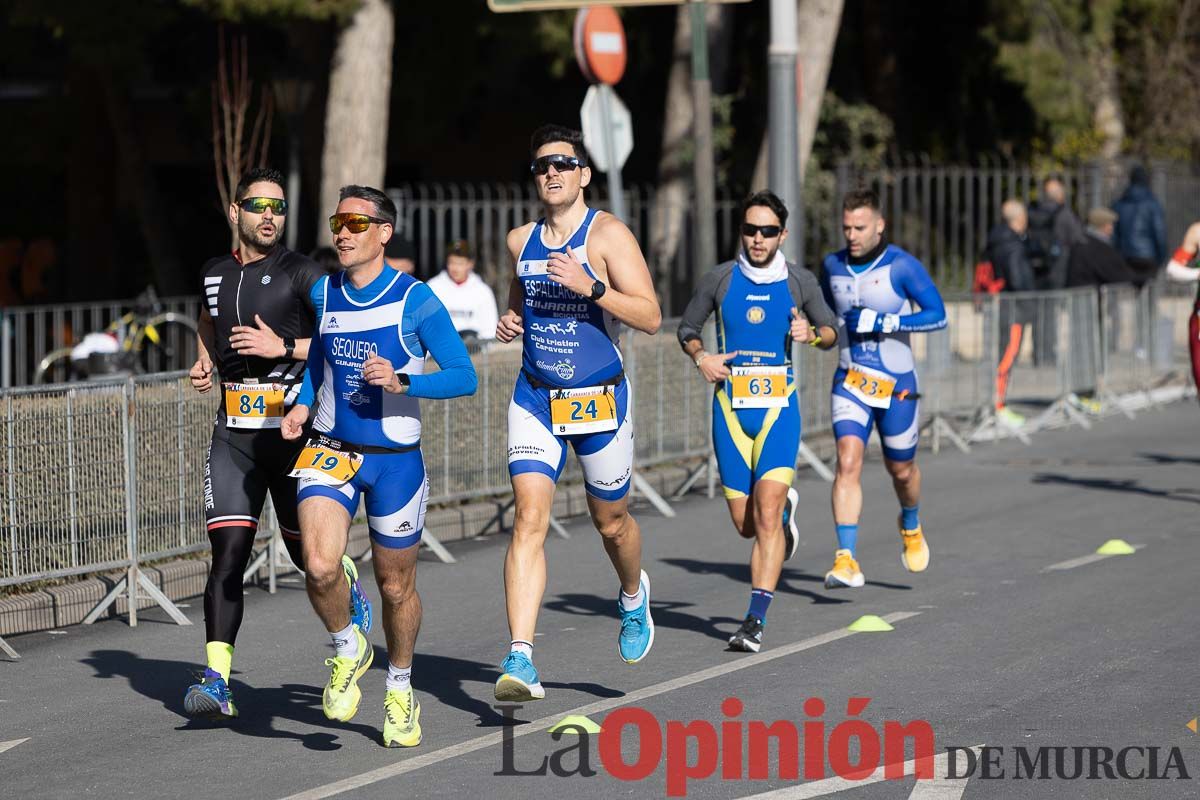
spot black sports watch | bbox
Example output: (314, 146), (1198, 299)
(395, 372), (411, 393)
(589, 279), (607, 301)
(282, 337), (296, 359)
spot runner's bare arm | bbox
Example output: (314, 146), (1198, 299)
(497, 225), (533, 342)
(556, 213), (661, 335)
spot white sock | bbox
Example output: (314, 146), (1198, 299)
(510, 640), (533, 658)
(331, 623), (358, 659)
(386, 663), (412, 692)
(620, 586), (645, 612)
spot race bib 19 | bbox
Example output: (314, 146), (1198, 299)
(549, 385), (618, 435)
(729, 365), (789, 409)
(289, 438), (363, 485)
(843, 363), (897, 409)
(224, 382), (285, 429)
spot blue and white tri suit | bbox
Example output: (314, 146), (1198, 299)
(295, 266), (477, 548)
(507, 208), (634, 501)
(820, 244), (946, 462)
(677, 255), (837, 499)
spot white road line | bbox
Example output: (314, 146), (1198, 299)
(280, 611), (923, 800)
(907, 777), (969, 800)
(1043, 544), (1145, 572)
(0, 738), (29, 755)
(732, 746), (981, 799)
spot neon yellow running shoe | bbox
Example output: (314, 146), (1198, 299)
(322, 627), (373, 722)
(899, 517), (930, 573)
(383, 687), (423, 748)
(824, 549), (865, 589)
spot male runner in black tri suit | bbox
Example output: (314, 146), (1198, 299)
(183, 167), (371, 719)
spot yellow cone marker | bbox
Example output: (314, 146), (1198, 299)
(1187, 718), (1197, 734)
(1096, 539), (1136, 556)
(549, 714), (601, 735)
(848, 615), (894, 633)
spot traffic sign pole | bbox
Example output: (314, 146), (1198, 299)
(596, 84), (628, 221)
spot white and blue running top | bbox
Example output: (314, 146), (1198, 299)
(517, 208), (622, 388)
(296, 267), (476, 448)
(820, 243), (946, 375)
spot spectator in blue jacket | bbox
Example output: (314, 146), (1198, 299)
(1112, 165), (1167, 283)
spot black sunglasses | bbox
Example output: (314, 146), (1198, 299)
(239, 197), (288, 215)
(531, 154), (585, 176)
(741, 223), (782, 239)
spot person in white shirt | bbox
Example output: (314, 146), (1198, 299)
(426, 239), (499, 341)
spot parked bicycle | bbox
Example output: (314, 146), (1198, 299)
(34, 287), (198, 384)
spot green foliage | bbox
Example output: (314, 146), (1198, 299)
(812, 91), (894, 171)
(988, 0), (1110, 159)
(987, 0), (1200, 162)
(1117, 0), (1200, 161)
(528, 10), (577, 79)
(181, 0), (362, 23)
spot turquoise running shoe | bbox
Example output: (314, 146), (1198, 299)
(183, 668), (238, 720)
(494, 651), (545, 702)
(618, 569), (655, 664)
(342, 554), (372, 634)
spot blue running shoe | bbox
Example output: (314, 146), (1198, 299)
(618, 569), (655, 664)
(342, 554), (372, 634)
(495, 651), (546, 702)
(183, 668), (238, 720)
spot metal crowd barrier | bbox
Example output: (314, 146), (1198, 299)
(1, 293), (1193, 658)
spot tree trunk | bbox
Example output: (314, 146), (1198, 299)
(1087, 1), (1124, 163)
(752, 0), (844, 190)
(651, 3), (733, 309)
(317, 0), (394, 235)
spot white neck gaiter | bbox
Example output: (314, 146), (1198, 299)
(736, 249), (788, 285)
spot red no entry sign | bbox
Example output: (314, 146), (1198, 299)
(573, 5), (626, 86)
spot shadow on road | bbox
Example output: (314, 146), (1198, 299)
(407, 648), (610, 728)
(81, 649), (375, 749)
(1033, 473), (1200, 504)
(1138, 452), (1200, 467)
(544, 590), (743, 643)
(661, 558), (910, 598)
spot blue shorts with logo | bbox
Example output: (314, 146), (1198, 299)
(830, 367), (920, 462)
(296, 447), (428, 549)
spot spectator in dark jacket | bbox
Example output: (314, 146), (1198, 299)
(987, 200), (1036, 292)
(1035, 177), (1086, 289)
(985, 199), (1036, 426)
(1065, 208), (1140, 407)
(1066, 208), (1142, 289)
(1027, 178), (1087, 364)
(1112, 165), (1167, 283)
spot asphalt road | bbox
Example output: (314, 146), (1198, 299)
(2, 402), (1199, 799)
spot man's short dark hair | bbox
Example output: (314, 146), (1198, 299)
(530, 124), (587, 162)
(741, 190), (789, 228)
(338, 185), (397, 226)
(842, 187), (881, 213)
(234, 167), (286, 201)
